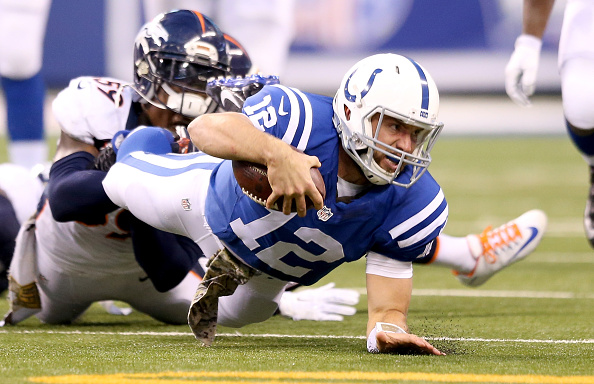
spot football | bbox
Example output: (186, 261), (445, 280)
(232, 160), (326, 211)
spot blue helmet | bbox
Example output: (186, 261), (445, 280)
(224, 33), (253, 77)
(133, 10), (230, 118)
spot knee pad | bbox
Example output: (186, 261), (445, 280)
(561, 58), (594, 130)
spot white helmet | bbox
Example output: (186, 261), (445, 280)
(332, 53), (443, 188)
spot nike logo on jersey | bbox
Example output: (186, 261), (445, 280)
(139, 276), (149, 282)
(77, 80), (88, 90)
(278, 96), (288, 116)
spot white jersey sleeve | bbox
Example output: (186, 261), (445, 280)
(52, 76), (134, 144)
(103, 151), (222, 246)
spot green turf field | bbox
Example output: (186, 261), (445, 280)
(1, 136), (593, 384)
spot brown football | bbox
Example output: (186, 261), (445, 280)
(232, 160), (326, 212)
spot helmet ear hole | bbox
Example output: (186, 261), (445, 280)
(137, 61), (149, 77)
(344, 105), (351, 121)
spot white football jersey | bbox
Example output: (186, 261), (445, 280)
(37, 76), (140, 275)
(52, 76), (135, 144)
(35, 199), (140, 276)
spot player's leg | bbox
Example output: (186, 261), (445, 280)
(562, 58), (594, 246)
(217, 273), (287, 328)
(557, 0), (594, 246)
(122, 269), (201, 325)
(0, 0), (51, 168)
(414, 210), (547, 287)
(35, 252), (93, 324)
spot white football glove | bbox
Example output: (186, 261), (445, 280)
(278, 283), (360, 321)
(504, 34), (543, 107)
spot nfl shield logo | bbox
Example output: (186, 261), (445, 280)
(181, 198), (191, 211)
(317, 206), (333, 222)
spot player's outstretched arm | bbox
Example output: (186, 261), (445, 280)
(188, 113), (323, 216)
(366, 273), (444, 355)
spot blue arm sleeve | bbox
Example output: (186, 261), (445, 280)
(47, 152), (118, 224)
(130, 216), (204, 292)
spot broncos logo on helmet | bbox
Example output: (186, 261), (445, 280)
(132, 10), (231, 118)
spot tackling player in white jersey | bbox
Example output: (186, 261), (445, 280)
(104, 53), (547, 353)
(2, 10), (359, 327)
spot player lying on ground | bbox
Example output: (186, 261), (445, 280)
(103, 53), (547, 354)
(1, 10), (359, 327)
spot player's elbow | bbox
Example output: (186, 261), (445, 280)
(187, 114), (212, 152)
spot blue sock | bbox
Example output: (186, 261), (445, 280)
(566, 119), (594, 157)
(1, 73), (45, 141)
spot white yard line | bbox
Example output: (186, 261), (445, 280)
(1, 329), (593, 344)
(347, 288), (594, 299)
(412, 289), (594, 299)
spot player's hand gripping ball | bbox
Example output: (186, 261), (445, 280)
(232, 160), (326, 212)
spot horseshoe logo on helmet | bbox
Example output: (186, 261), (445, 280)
(344, 68), (383, 102)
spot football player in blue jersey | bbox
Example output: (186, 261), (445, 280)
(505, 0), (594, 247)
(103, 53), (547, 353)
(2, 10), (359, 327)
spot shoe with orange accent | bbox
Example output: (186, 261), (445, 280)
(455, 209), (547, 287)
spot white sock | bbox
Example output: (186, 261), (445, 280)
(430, 234), (478, 274)
(8, 140), (48, 169)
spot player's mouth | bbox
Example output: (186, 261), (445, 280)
(383, 154), (402, 172)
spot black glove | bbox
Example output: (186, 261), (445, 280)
(93, 143), (117, 172)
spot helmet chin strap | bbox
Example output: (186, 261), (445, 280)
(161, 83), (212, 118)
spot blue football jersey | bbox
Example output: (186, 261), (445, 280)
(205, 84), (448, 285)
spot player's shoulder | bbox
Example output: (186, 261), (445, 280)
(370, 172), (446, 258)
(245, 84), (332, 115)
(56, 77), (133, 110)
(52, 76), (135, 144)
(380, 171), (446, 229)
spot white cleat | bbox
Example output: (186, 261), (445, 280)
(455, 209), (548, 287)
